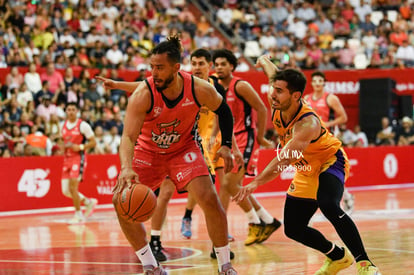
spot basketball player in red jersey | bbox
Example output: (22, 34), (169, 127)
(112, 36), (237, 275)
(234, 55), (380, 275)
(212, 49), (281, 246)
(97, 49), (241, 262)
(61, 102), (98, 224)
(304, 71), (355, 214)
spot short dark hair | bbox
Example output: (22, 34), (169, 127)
(311, 71), (326, 81)
(191, 48), (212, 62)
(151, 34), (182, 64)
(212, 49), (238, 71)
(271, 69), (307, 95)
(65, 102), (78, 110)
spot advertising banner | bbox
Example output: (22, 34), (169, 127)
(1, 146), (413, 212)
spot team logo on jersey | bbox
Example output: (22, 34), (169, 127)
(152, 119), (181, 149)
(279, 128), (292, 145)
(288, 182), (295, 192)
(274, 118), (282, 128)
(153, 107), (162, 117)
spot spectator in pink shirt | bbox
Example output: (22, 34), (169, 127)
(336, 41), (356, 68)
(40, 62), (64, 94)
(35, 94), (57, 122)
(308, 44), (324, 65)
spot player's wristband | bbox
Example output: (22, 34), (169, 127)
(79, 144), (85, 151)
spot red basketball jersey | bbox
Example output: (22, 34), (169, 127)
(226, 77), (256, 134)
(304, 92), (331, 123)
(62, 118), (84, 157)
(137, 71), (201, 154)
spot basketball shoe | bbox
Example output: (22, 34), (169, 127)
(181, 218), (192, 239)
(357, 261), (381, 275)
(150, 238), (167, 262)
(314, 247), (353, 275)
(143, 265), (167, 275)
(257, 218), (282, 243)
(244, 223), (264, 246)
(84, 198), (98, 217)
(219, 263), (237, 275)
(67, 214), (86, 225)
(210, 247), (235, 260)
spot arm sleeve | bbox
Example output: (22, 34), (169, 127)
(80, 121), (95, 139)
(213, 99), (233, 148)
(211, 76), (227, 98)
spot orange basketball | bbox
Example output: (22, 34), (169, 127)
(116, 184), (157, 222)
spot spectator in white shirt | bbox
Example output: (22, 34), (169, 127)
(16, 83), (33, 108)
(24, 63), (42, 94)
(287, 17), (308, 39)
(395, 39), (414, 66)
(103, 125), (121, 154)
(362, 30), (378, 59)
(216, 3), (233, 27)
(59, 28), (77, 47)
(354, 0), (373, 22)
(106, 44), (124, 68)
(337, 123), (358, 147)
(259, 29), (278, 51)
(354, 125), (369, 147)
(296, 2), (317, 22)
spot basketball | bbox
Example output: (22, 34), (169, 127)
(116, 184), (157, 222)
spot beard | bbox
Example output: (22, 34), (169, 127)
(274, 97), (292, 111)
(155, 74), (174, 92)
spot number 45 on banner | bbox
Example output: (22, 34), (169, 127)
(18, 169), (51, 198)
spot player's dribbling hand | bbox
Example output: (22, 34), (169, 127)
(95, 76), (116, 89)
(233, 181), (259, 203)
(113, 167), (140, 194)
(215, 146), (234, 173)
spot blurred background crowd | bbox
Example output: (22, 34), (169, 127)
(0, 0), (413, 158)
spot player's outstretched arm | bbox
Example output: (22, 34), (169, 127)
(233, 115), (321, 202)
(95, 76), (141, 96)
(256, 55), (279, 81)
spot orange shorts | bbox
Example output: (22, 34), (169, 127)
(133, 144), (210, 193)
(232, 129), (259, 176)
(62, 154), (86, 180)
(204, 138), (225, 172)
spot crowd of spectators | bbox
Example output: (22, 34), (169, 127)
(212, 0), (414, 70)
(0, 0), (414, 158)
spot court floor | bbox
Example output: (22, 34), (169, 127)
(1, 184), (414, 275)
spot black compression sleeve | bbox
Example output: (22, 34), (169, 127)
(214, 99), (233, 148)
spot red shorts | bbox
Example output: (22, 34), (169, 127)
(133, 143), (210, 192)
(62, 154), (86, 180)
(232, 129), (259, 176)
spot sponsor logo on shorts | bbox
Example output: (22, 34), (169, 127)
(176, 168), (193, 182)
